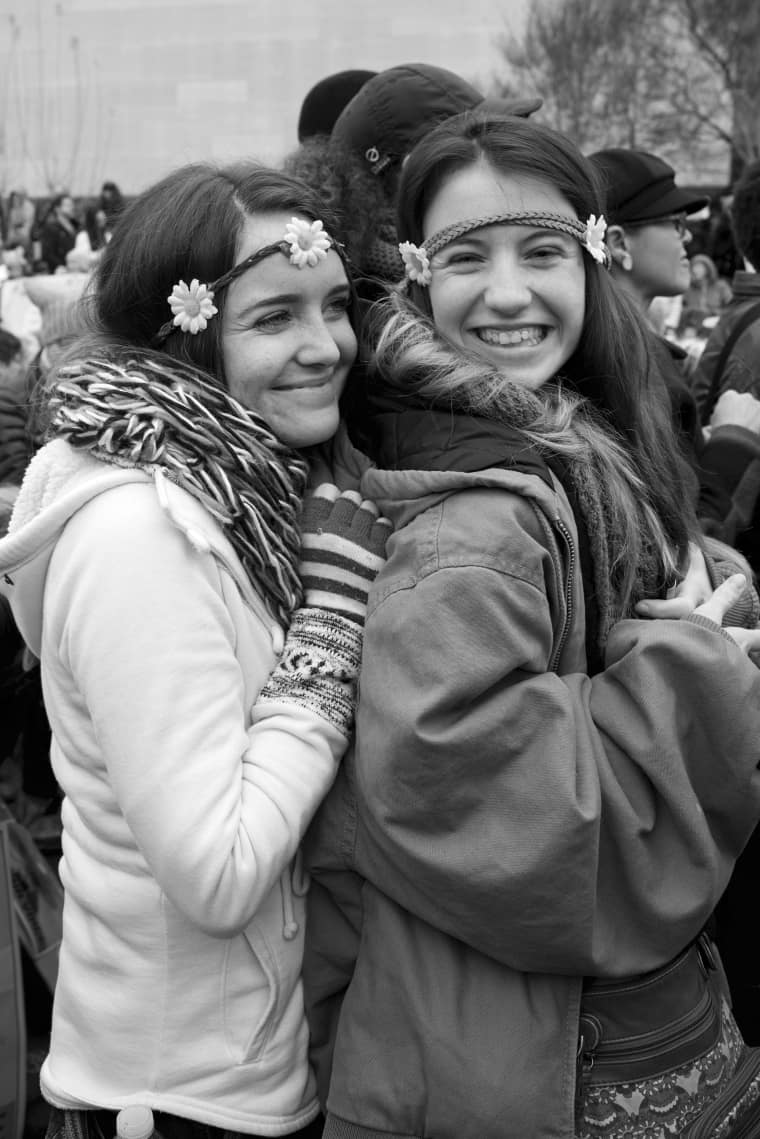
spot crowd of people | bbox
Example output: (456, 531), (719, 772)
(2, 61), (760, 1139)
(1, 181), (126, 275)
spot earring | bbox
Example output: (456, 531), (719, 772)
(621, 251), (633, 271)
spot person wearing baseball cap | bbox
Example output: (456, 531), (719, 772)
(283, 63), (541, 292)
(588, 147), (710, 310)
(330, 62), (541, 179)
(589, 146), (750, 540)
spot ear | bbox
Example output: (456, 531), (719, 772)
(605, 224), (633, 271)
(605, 224), (628, 256)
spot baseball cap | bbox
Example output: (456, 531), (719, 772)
(588, 148), (710, 223)
(331, 62), (542, 177)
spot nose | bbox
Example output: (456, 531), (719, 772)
(296, 315), (343, 369)
(482, 256), (532, 311)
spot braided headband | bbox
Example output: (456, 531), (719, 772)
(154, 217), (336, 344)
(399, 211), (610, 286)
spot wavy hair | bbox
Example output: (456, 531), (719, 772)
(90, 161), (348, 387)
(365, 112), (699, 609)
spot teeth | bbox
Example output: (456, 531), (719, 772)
(478, 327), (544, 346)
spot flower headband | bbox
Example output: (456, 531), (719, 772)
(155, 217), (334, 343)
(399, 211), (610, 286)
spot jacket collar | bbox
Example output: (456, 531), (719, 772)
(363, 390), (555, 489)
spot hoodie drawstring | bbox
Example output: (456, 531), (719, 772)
(279, 851), (311, 940)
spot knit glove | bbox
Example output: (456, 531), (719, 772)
(256, 485), (391, 737)
(299, 483), (391, 625)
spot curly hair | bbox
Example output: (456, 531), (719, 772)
(282, 136), (400, 281)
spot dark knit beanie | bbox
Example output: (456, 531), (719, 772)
(331, 62), (542, 177)
(297, 69), (378, 142)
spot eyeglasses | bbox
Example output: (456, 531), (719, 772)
(625, 214), (691, 240)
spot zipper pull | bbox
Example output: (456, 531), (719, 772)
(576, 1013), (602, 1113)
(696, 930), (718, 976)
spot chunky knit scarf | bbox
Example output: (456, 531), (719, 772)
(48, 353), (309, 626)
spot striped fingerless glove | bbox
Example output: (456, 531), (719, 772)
(299, 485), (391, 625)
(256, 486), (391, 736)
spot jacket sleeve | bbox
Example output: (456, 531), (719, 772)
(46, 483), (345, 936)
(352, 489), (760, 977)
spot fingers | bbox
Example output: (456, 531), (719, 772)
(300, 485), (392, 557)
(694, 574), (747, 627)
(312, 483), (341, 502)
(636, 596), (696, 619)
(710, 390), (760, 434)
(301, 485), (359, 530)
(637, 543), (711, 619)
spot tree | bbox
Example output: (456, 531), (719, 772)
(495, 0), (760, 182)
(674, 0), (760, 176)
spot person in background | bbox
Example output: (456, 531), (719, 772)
(588, 147), (708, 329)
(3, 189), (37, 260)
(38, 194), (79, 274)
(98, 180), (124, 226)
(303, 110), (760, 1139)
(0, 160), (390, 1139)
(0, 327), (26, 390)
(297, 69), (377, 143)
(0, 297), (90, 489)
(677, 252), (733, 340)
(589, 145), (760, 544)
(0, 327), (31, 485)
(84, 180), (126, 252)
(284, 62), (541, 297)
(685, 158), (760, 1051)
(692, 160), (760, 426)
(708, 192), (742, 281)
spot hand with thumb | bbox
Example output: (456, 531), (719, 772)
(693, 575), (760, 658)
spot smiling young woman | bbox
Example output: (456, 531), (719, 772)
(0, 161), (391, 1139)
(302, 112), (760, 1139)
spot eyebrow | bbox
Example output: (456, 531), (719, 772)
(442, 226), (575, 246)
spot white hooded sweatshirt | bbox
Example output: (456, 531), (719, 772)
(0, 438), (345, 1134)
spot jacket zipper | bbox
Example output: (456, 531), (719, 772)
(549, 516), (575, 671)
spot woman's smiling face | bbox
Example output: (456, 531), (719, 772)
(222, 210), (356, 449)
(423, 160), (586, 390)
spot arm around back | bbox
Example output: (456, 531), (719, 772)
(351, 486), (760, 976)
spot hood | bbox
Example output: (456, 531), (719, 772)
(354, 397), (564, 533)
(0, 439), (153, 654)
(0, 438), (261, 657)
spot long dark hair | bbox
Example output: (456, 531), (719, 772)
(93, 161), (346, 386)
(388, 110), (697, 562)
